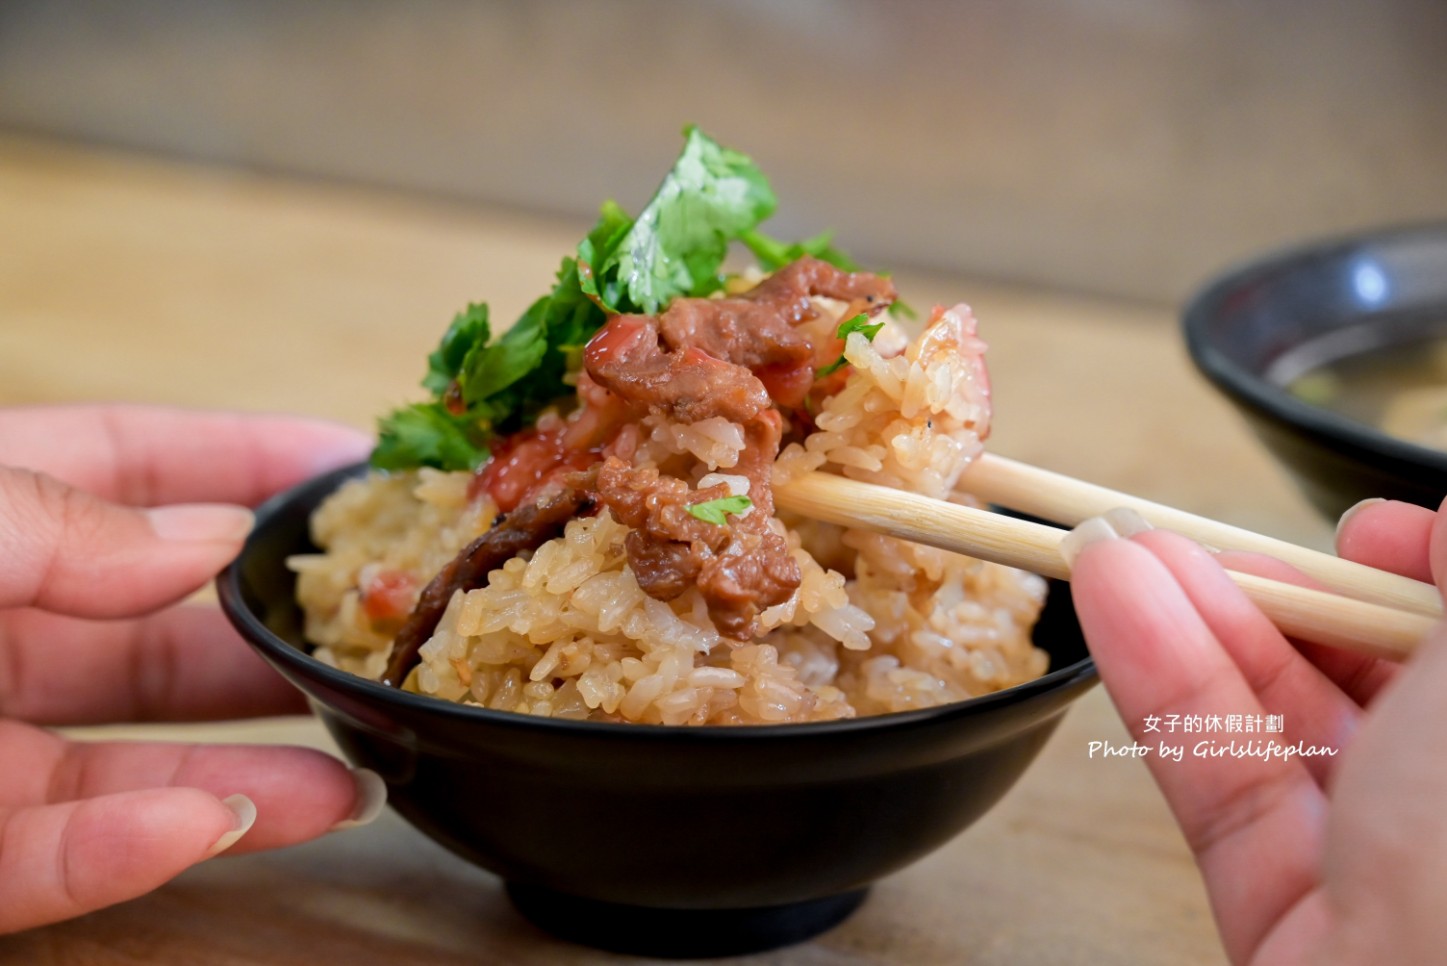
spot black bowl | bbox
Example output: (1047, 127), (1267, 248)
(218, 464), (1097, 958)
(1183, 222), (1447, 521)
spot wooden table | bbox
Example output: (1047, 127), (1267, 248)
(0, 135), (1331, 964)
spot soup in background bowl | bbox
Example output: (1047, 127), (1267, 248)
(1284, 330), (1447, 453)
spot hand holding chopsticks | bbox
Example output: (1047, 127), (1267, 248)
(775, 465), (1439, 662)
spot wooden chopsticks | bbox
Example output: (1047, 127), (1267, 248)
(963, 454), (1442, 618)
(775, 469), (1437, 662)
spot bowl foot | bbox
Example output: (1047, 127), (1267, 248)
(505, 882), (869, 958)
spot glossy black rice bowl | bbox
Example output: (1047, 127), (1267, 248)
(219, 463), (1097, 957)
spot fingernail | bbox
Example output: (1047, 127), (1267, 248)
(1103, 506), (1153, 538)
(206, 794), (257, 858)
(1335, 498), (1384, 543)
(330, 768), (387, 831)
(307, 434), (374, 475)
(146, 504), (255, 543)
(1059, 515), (1120, 569)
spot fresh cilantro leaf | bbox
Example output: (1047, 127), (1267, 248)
(489, 256), (608, 432)
(889, 299), (918, 321)
(686, 494), (754, 526)
(422, 303), (490, 395)
(838, 313), (885, 341)
(371, 402), (490, 472)
(460, 302), (548, 403)
(577, 200), (634, 304)
(818, 313), (882, 377)
(739, 228), (861, 273)
(590, 125), (776, 314)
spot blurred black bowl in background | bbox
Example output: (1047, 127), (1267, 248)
(1183, 222), (1447, 520)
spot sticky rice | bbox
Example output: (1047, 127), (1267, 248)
(290, 294), (1047, 724)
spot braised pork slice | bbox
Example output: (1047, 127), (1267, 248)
(657, 255), (896, 407)
(583, 313), (771, 425)
(596, 457), (799, 640)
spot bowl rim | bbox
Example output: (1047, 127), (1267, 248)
(1182, 220), (1447, 477)
(218, 464), (1097, 742)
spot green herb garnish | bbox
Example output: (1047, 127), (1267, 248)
(686, 495), (754, 525)
(817, 313), (884, 377)
(839, 312), (885, 342)
(581, 127), (777, 314)
(371, 401), (492, 472)
(739, 228), (860, 273)
(372, 126), (883, 471)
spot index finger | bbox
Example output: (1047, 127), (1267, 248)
(1334, 498), (1436, 584)
(0, 404), (371, 508)
(1214, 549), (1399, 707)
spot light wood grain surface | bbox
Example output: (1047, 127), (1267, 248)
(0, 135), (1332, 965)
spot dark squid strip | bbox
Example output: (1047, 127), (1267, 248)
(381, 487), (594, 687)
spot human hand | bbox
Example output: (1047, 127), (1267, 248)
(1068, 497), (1447, 965)
(0, 405), (383, 933)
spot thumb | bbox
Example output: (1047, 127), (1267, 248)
(0, 466), (254, 618)
(0, 788), (254, 934)
(1309, 496), (1447, 960)
(1313, 625), (1447, 962)
(1430, 494), (1447, 601)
